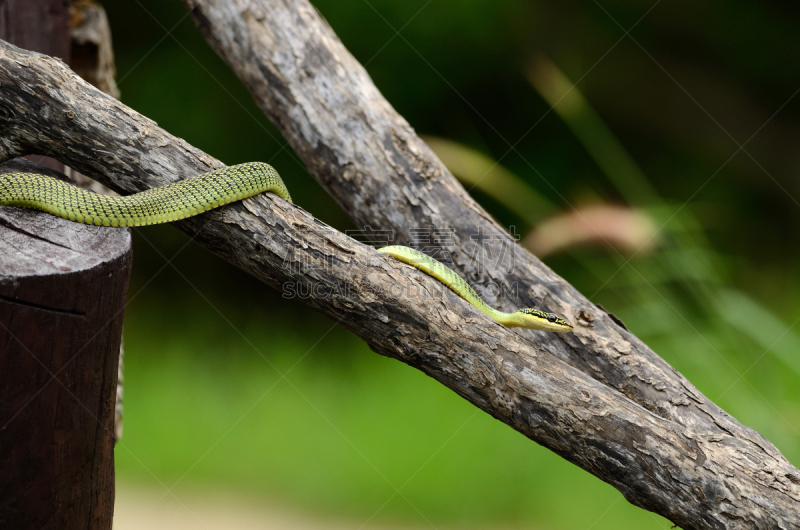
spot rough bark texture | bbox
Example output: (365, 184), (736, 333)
(0, 159), (129, 530)
(0, 28), (797, 530)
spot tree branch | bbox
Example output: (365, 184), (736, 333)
(179, 0), (757, 442)
(0, 31), (796, 530)
(175, 1), (800, 525)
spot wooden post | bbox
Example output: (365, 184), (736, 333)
(0, 160), (130, 528)
(0, 0), (70, 59)
(0, 0), (71, 173)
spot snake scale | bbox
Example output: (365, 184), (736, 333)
(0, 162), (572, 332)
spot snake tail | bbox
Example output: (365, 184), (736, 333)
(0, 162), (291, 227)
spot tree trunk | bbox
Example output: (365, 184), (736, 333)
(0, 159), (130, 530)
(0, 0), (70, 173)
(0, 0), (69, 60)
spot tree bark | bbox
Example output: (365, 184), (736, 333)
(0, 30), (796, 530)
(0, 159), (129, 530)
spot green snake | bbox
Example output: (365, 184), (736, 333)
(0, 162), (572, 332)
(378, 246), (572, 332)
(0, 162), (291, 227)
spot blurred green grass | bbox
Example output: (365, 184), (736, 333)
(118, 286), (673, 528)
(106, 1), (800, 528)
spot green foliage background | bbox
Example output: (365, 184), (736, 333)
(104, 1), (800, 528)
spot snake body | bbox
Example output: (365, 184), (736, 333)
(0, 162), (291, 227)
(378, 246), (572, 332)
(0, 163), (570, 332)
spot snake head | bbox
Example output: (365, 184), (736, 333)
(510, 308), (573, 332)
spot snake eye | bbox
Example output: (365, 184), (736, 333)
(547, 313), (558, 323)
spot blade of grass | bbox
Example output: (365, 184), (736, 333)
(423, 135), (556, 223)
(525, 53), (659, 205)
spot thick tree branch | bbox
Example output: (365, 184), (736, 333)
(179, 0), (764, 446)
(176, 0), (800, 523)
(0, 35), (797, 530)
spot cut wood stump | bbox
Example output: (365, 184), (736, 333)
(0, 159), (131, 530)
